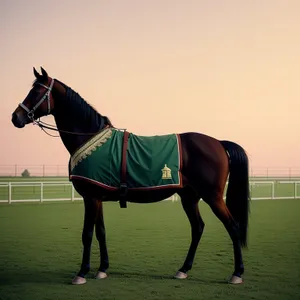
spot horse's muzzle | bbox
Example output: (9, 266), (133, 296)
(11, 112), (26, 128)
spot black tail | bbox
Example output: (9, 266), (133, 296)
(220, 140), (250, 247)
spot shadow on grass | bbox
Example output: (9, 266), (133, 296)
(0, 268), (228, 286)
(0, 268), (76, 286)
(107, 270), (228, 285)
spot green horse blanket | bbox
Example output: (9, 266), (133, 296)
(69, 128), (182, 190)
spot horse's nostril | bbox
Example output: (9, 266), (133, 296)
(12, 113), (17, 123)
(12, 113), (17, 121)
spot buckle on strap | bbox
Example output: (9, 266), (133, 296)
(120, 183), (128, 196)
(119, 183), (128, 208)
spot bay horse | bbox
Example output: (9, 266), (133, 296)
(11, 67), (250, 285)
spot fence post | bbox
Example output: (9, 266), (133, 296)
(271, 182), (275, 200)
(40, 182), (43, 203)
(71, 185), (74, 202)
(294, 182), (297, 199)
(8, 182), (12, 204)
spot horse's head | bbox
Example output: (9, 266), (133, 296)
(12, 67), (55, 128)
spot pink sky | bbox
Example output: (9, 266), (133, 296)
(1, 0), (299, 173)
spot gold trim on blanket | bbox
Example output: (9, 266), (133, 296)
(70, 128), (113, 171)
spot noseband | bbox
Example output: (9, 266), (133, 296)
(19, 79), (54, 120)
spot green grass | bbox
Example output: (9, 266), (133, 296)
(0, 200), (299, 300)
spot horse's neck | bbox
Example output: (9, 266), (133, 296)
(54, 113), (92, 155)
(52, 86), (101, 155)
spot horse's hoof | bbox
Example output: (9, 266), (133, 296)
(174, 271), (188, 279)
(95, 271), (108, 279)
(72, 276), (87, 285)
(228, 275), (243, 284)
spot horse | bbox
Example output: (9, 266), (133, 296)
(11, 67), (250, 285)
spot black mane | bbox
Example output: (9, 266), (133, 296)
(56, 80), (112, 128)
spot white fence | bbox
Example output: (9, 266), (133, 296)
(0, 181), (299, 204)
(0, 181), (80, 204)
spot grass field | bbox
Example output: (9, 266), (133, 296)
(0, 200), (299, 300)
(1, 177), (299, 202)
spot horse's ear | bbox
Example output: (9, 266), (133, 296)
(33, 67), (40, 79)
(40, 67), (48, 78)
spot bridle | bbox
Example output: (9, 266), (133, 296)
(19, 79), (54, 121)
(18, 78), (115, 137)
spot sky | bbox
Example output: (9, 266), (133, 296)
(0, 0), (299, 175)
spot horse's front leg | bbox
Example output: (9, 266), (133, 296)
(72, 198), (96, 285)
(94, 200), (109, 279)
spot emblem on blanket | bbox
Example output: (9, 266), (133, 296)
(162, 164), (172, 179)
(69, 128), (182, 190)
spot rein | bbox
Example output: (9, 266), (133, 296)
(33, 119), (112, 137)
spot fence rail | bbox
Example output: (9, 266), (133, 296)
(0, 180), (299, 204)
(1, 165), (300, 178)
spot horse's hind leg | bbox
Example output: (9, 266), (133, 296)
(94, 200), (109, 279)
(206, 195), (244, 284)
(175, 192), (204, 279)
